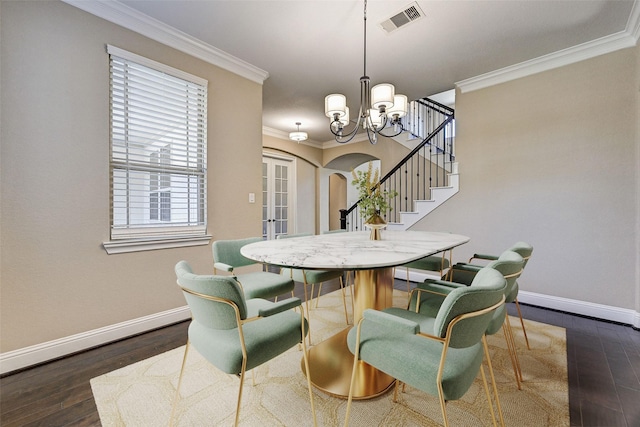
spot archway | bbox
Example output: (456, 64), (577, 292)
(328, 173), (347, 230)
(321, 154), (383, 232)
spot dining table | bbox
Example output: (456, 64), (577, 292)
(240, 230), (470, 399)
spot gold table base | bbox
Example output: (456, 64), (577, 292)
(301, 267), (396, 399)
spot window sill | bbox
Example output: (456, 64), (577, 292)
(103, 235), (212, 254)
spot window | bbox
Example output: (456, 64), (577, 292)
(106, 45), (208, 250)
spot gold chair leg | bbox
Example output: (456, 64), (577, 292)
(169, 341), (191, 427)
(479, 364), (499, 427)
(234, 362), (247, 427)
(313, 283), (319, 308)
(405, 267), (411, 301)
(482, 335), (505, 427)
(437, 383), (449, 427)
(344, 320), (364, 427)
(504, 315), (523, 382)
(300, 310), (317, 427)
(502, 323), (522, 389)
(302, 273), (312, 346)
(515, 298), (531, 350)
(348, 271), (355, 312)
(338, 276), (350, 324)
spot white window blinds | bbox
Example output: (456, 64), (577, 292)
(108, 45), (208, 240)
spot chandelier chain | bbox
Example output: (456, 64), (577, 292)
(324, 0), (407, 144)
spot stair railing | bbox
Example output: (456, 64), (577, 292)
(340, 97), (455, 231)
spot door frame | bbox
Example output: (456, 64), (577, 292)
(262, 152), (297, 239)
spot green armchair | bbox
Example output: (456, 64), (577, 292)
(172, 261), (316, 427)
(344, 267), (507, 427)
(400, 252), (451, 299)
(453, 241), (533, 349)
(212, 237), (295, 300)
(400, 250), (526, 389)
(278, 233), (350, 328)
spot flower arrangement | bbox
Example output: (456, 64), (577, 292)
(351, 162), (398, 223)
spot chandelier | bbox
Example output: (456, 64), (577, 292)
(289, 122), (308, 142)
(324, 0), (408, 145)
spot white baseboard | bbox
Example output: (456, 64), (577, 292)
(517, 291), (640, 328)
(4, 271), (639, 376)
(0, 306), (191, 376)
(395, 269), (640, 328)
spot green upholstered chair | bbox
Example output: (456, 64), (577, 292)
(400, 251), (451, 299)
(399, 250), (526, 389)
(279, 233), (351, 327)
(455, 241), (533, 349)
(344, 267), (507, 427)
(212, 237), (295, 300)
(171, 261), (316, 427)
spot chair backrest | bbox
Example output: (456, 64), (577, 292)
(277, 233), (313, 239)
(175, 261), (248, 329)
(476, 251), (522, 334)
(212, 237), (262, 269)
(485, 250), (523, 297)
(433, 268), (506, 348)
(508, 241), (533, 268)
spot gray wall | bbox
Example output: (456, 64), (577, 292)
(413, 46), (639, 315)
(1, 1), (638, 367)
(1, 1), (264, 353)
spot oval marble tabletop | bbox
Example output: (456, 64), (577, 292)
(240, 230), (470, 270)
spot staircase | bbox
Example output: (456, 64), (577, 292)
(341, 97), (458, 231)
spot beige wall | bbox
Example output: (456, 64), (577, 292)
(329, 174), (347, 230)
(0, 1), (263, 352)
(322, 136), (410, 175)
(263, 134), (323, 167)
(413, 46), (639, 311)
(262, 136), (323, 234)
(2, 0), (638, 362)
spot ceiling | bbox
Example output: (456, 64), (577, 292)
(114, 0), (637, 144)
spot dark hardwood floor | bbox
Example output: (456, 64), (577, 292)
(1, 278), (639, 427)
(509, 301), (640, 427)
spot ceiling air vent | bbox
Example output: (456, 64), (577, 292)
(379, 2), (425, 34)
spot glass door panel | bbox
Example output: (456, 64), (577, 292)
(262, 157), (292, 240)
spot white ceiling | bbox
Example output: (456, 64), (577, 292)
(107, 1), (637, 144)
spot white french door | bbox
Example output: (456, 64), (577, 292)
(262, 155), (294, 240)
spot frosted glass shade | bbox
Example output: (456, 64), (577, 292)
(325, 94), (347, 118)
(289, 131), (308, 142)
(368, 109), (383, 129)
(387, 94), (408, 118)
(371, 83), (395, 110)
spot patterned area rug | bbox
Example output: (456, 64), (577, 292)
(91, 289), (568, 426)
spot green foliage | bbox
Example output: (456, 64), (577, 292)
(351, 162), (398, 221)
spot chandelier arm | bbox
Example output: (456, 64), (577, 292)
(378, 123), (406, 138)
(326, 0), (407, 145)
(365, 123), (378, 145)
(331, 114), (365, 143)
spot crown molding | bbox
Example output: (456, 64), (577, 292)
(320, 132), (371, 150)
(263, 126), (370, 150)
(262, 126), (323, 149)
(457, 0), (640, 93)
(629, 0), (640, 41)
(62, 0), (269, 84)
